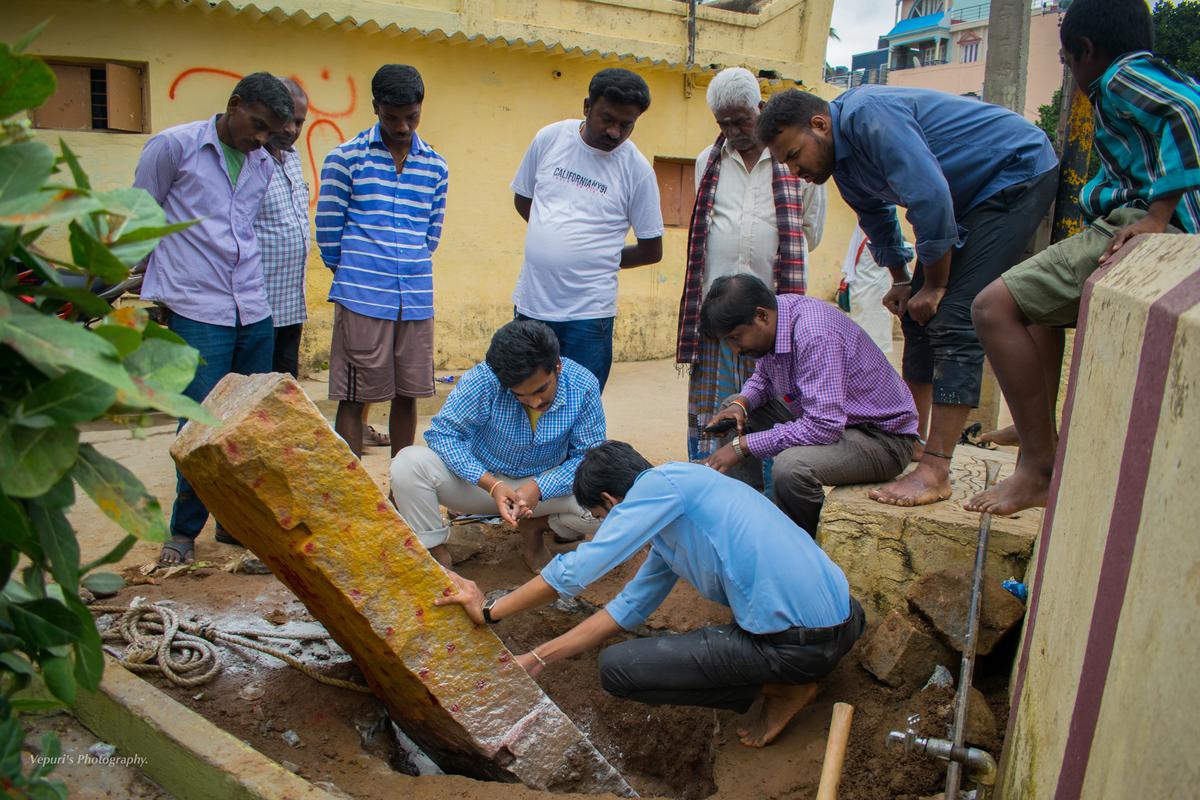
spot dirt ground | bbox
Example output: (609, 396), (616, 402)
(64, 357), (1014, 799)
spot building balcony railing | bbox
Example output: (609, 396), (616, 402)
(890, 57), (949, 71)
(949, 0), (1060, 24)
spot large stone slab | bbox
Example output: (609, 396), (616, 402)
(171, 373), (633, 795)
(815, 447), (1039, 619)
(907, 568), (1026, 656)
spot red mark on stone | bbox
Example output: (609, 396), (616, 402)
(283, 446), (295, 457)
(224, 441), (239, 456)
(256, 410), (271, 423)
(498, 653), (511, 663)
(377, 501), (388, 513)
(252, 476), (264, 488)
(283, 382), (299, 394)
(280, 515), (293, 528)
(476, 679), (487, 690)
(450, 704), (461, 713)
(350, 589), (362, 601)
(415, 608), (424, 619)
(347, 461), (358, 471)
(404, 537), (415, 549)
(378, 549), (388, 562)
(304, 542), (315, 553)
(446, 643), (456, 654)
(385, 626), (394, 637)
(418, 669), (429, 678)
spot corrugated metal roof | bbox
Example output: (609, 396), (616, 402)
(114, 0), (720, 73)
(885, 11), (949, 38)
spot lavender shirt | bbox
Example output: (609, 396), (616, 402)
(134, 116), (275, 326)
(741, 294), (918, 458)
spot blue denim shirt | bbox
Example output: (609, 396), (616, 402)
(830, 86), (1057, 268)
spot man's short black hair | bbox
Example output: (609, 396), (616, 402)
(1060, 0), (1154, 60)
(588, 68), (651, 112)
(231, 72), (294, 122)
(372, 64), (425, 107)
(572, 441), (653, 510)
(700, 274), (778, 339)
(756, 89), (830, 146)
(485, 320), (560, 388)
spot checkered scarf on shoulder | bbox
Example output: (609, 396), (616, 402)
(675, 134), (808, 366)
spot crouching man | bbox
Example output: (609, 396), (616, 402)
(435, 440), (865, 748)
(390, 320), (603, 570)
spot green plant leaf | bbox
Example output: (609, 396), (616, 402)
(57, 140), (90, 191)
(0, 421), (79, 499)
(0, 652), (35, 677)
(80, 534), (136, 573)
(0, 190), (105, 229)
(80, 572), (123, 595)
(0, 715), (24, 774)
(65, 594), (103, 690)
(91, 323), (141, 359)
(20, 284), (114, 320)
(72, 443), (167, 542)
(141, 320), (187, 346)
(16, 372), (116, 426)
(39, 474), (75, 508)
(68, 220), (129, 284)
(11, 243), (63, 287)
(0, 141), (54, 209)
(0, 41), (57, 118)
(10, 698), (64, 714)
(8, 599), (82, 648)
(27, 503), (78, 595)
(0, 224), (18, 260)
(12, 21), (51, 55)
(0, 493), (31, 547)
(124, 338), (199, 394)
(38, 654), (75, 704)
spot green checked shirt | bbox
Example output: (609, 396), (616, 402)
(1084, 50), (1200, 232)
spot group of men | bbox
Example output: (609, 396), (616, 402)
(135, 0), (1200, 751)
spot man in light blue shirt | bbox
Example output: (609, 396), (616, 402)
(756, 87), (1057, 510)
(391, 321), (603, 569)
(436, 441), (864, 749)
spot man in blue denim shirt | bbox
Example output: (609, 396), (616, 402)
(757, 86), (1058, 509)
(391, 321), (603, 570)
(437, 441), (864, 749)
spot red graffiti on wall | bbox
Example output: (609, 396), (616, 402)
(168, 66), (359, 205)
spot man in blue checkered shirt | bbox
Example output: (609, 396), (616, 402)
(255, 78), (311, 378)
(391, 321), (604, 570)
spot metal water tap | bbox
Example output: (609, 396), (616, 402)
(886, 713), (998, 799)
(886, 714), (924, 754)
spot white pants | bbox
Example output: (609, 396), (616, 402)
(389, 446), (599, 548)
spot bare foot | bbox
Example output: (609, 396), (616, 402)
(869, 461), (952, 507)
(428, 543), (453, 568)
(979, 424), (1019, 447)
(737, 683), (819, 748)
(158, 535), (195, 566)
(519, 519), (552, 573)
(964, 465), (1050, 515)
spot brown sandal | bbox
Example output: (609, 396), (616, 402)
(364, 425), (391, 448)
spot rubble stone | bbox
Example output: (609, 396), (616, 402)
(172, 373), (632, 795)
(445, 523), (486, 565)
(906, 568), (1027, 655)
(859, 609), (957, 690)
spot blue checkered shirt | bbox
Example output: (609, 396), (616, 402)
(316, 126), (448, 321)
(424, 358), (605, 498)
(254, 148), (310, 327)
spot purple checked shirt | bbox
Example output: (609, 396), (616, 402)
(740, 294), (918, 459)
(134, 115), (275, 326)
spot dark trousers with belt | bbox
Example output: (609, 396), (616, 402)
(598, 598), (866, 713)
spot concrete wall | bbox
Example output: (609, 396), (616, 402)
(997, 234), (1200, 799)
(13, 0), (862, 373)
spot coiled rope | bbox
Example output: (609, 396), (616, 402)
(90, 603), (371, 693)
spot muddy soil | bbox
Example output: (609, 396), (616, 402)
(100, 519), (1012, 800)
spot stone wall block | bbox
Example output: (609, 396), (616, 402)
(859, 609), (956, 690)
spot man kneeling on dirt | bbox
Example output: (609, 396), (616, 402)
(436, 440), (865, 748)
(390, 320), (604, 570)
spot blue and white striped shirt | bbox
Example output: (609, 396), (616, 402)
(423, 358), (606, 499)
(1085, 51), (1200, 232)
(316, 125), (449, 320)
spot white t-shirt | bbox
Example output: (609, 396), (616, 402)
(511, 120), (664, 320)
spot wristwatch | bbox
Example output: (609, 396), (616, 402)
(482, 596), (500, 625)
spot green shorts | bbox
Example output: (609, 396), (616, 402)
(1001, 207), (1176, 327)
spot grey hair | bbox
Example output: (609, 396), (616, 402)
(706, 67), (762, 113)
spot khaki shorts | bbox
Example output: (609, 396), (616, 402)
(328, 304), (434, 402)
(1002, 207), (1180, 327)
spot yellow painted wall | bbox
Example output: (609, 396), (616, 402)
(13, 0), (857, 372)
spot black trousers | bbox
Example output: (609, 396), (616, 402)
(272, 323), (303, 379)
(902, 167), (1058, 407)
(598, 599), (866, 713)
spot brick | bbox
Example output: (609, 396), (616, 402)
(906, 568), (1026, 656)
(859, 609), (956, 690)
(172, 373), (632, 795)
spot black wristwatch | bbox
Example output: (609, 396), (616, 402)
(482, 596), (500, 625)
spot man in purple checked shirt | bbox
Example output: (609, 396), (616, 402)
(702, 274), (919, 534)
(134, 72), (295, 567)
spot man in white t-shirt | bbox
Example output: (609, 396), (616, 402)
(512, 68), (665, 391)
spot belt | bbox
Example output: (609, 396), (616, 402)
(761, 598), (864, 646)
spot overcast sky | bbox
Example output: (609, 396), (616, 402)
(826, 0), (904, 68)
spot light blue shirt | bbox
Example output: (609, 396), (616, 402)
(423, 358), (605, 498)
(829, 86), (1057, 268)
(541, 463), (851, 633)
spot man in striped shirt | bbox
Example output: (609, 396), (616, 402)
(969, 0), (1200, 516)
(316, 64), (449, 457)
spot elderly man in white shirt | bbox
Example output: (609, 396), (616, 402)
(675, 67), (826, 471)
